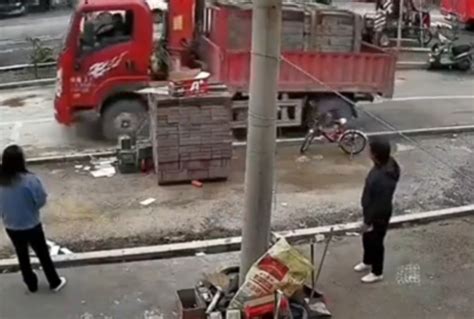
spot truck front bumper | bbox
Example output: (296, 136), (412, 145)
(54, 97), (74, 125)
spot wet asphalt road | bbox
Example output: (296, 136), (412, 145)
(0, 69), (473, 158)
(0, 4), (473, 67)
(0, 10), (69, 66)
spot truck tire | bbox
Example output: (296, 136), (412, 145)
(101, 99), (149, 141)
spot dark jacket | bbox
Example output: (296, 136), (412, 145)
(361, 158), (400, 226)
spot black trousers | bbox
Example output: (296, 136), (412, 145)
(6, 224), (61, 291)
(362, 223), (388, 276)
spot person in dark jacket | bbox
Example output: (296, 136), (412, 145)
(0, 145), (67, 293)
(354, 137), (400, 283)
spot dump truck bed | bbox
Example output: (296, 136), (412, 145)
(202, 37), (397, 98)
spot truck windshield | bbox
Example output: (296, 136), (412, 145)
(61, 13), (75, 51)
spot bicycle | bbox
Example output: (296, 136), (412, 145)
(300, 112), (368, 156)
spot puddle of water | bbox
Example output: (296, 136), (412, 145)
(1, 94), (37, 107)
(277, 145), (371, 191)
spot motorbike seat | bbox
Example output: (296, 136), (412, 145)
(452, 45), (471, 56)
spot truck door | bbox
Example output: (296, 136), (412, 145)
(70, 9), (144, 107)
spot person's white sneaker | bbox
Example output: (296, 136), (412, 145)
(353, 262), (371, 272)
(361, 273), (383, 284)
(51, 277), (67, 293)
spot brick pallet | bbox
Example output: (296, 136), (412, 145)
(149, 92), (233, 185)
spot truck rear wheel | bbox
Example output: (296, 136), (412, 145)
(101, 99), (149, 141)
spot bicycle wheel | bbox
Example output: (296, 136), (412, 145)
(418, 28), (433, 47)
(338, 130), (367, 155)
(300, 130), (315, 154)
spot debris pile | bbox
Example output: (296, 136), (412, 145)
(90, 157), (117, 178)
(74, 157), (118, 178)
(178, 238), (332, 318)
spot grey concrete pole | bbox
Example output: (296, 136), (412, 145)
(397, 0), (405, 49)
(239, 0), (282, 283)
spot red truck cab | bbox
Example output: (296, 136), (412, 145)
(56, 0), (200, 140)
(56, 0), (156, 139)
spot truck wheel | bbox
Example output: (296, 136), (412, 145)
(102, 99), (149, 141)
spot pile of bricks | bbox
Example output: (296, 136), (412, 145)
(149, 92), (233, 185)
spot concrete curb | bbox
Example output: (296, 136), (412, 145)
(0, 78), (55, 90)
(232, 125), (474, 148)
(25, 125), (474, 165)
(0, 62), (56, 73)
(0, 204), (472, 272)
(27, 150), (116, 165)
(398, 47), (431, 53)
(396, 61), (428, 70)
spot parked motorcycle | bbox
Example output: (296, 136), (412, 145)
(428, 27), (473, 71)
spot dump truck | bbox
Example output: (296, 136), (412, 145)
(54, 0), (397, 140)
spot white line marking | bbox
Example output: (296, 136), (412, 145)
(0, 48), (16, 54)
(9, 122), (22, 142)
(0, 117), (53, 127)
(361, 95), (474, 105)
(392, 95), (474, 102)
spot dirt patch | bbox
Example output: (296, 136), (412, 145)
(1, 95), (37, 108)
(2, 134), (474, 259)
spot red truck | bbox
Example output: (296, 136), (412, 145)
(441, 0), (474, 26)
(55, 0), (396, 140)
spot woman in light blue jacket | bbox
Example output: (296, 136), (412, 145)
(0, 145), (66, 293)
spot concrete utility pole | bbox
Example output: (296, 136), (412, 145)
(239, 0), (282, 283)
(397, 0), (405, 49)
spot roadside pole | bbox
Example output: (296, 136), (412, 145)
(418, 0), (424, 47)
(239, 0), (282, 284)
(397, 0), (405, 49)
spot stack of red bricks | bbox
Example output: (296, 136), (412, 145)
(149, 92), (233, 185)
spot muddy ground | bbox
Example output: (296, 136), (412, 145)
(1, 133), (474, 257)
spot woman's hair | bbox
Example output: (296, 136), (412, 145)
(0, 145), (29, 186)
(369, 136), (391, 165)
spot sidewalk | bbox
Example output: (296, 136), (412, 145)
(0, 217), (473, 319)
